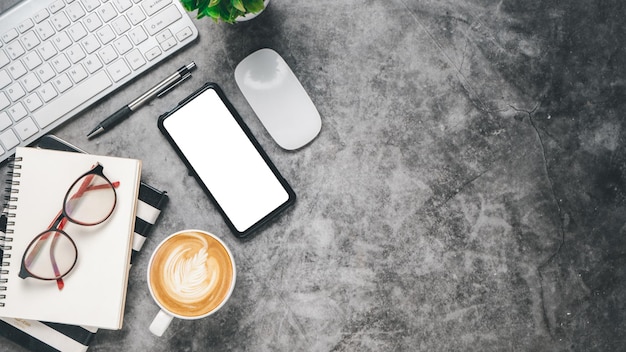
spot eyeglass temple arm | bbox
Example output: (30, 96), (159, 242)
(50, 233), (65, 290)
(67, 179), (120, 202)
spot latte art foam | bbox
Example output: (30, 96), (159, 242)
(149, 231), (234, 317)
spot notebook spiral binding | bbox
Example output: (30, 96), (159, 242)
(0, 156), (22, 307)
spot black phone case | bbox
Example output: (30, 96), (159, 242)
(157, 82), (296, 239)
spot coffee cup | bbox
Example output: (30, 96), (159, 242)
(147, 229), (236, 336)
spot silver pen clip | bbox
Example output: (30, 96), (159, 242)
(157, 72), (192, 98)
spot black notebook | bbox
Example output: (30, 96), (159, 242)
(0, 136), (168, 351)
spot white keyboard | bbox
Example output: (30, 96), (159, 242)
(0, 0), (198, 162)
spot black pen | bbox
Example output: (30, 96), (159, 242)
(87, 62), (197, 138)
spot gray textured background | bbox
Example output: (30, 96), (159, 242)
(1, 0), (626, 351)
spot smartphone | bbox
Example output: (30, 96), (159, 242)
(158, 82), (296, 238)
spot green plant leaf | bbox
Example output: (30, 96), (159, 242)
(180, 0), (264, 23)
(201, 3), (221, 21)
(231, 0), (246, 12)
(229, 7), (244, 22)
(242, 0), (264, 13)
(220, 3), (237, 23)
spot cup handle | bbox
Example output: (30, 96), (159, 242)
(149, 310), (174, 337)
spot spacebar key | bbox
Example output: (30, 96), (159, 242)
(34, 71), (113, 129)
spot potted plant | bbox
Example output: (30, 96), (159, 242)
(180, 0), (269, 23)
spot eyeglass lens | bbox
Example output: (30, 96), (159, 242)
(24, 230), (77, 280)
(64, 173), (116, 226)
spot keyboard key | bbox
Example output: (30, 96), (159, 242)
(52, 73), (72, 93)
(0, 112), (11, 131)
(113, 36), (132, 55)
(24, 93), (43, 112)
(128, 26), (147, 45)
(18, 19), (35, 33)
(23, 52), (43, 70)
(98, 45), (118, 64)
(15, 117), (39, 141)
(35, 21), (56, 41)
(51, 12), (71, 31)
(8, 102), (27, 121)
(66, 2), (86, 21)
(20, 72), (40, 92)
(49, 0), (66, 14)
(145, 46), (161, 61)
(81, 34), (101, 54)
(20, 31), (41, 51)
(160, 37), (177, 51)
(84, 13), (103, 32)
(176, 26), (193, 42)
(155, 29), (172, 43)
(111, 16), (131, 35)
(37, 82), (58, 102)
(142, 0), (171, 16)
(84, 55), (103, 73)
(97, 3), (118, 23)
(35, 62), (56, 82)
(67, 44), (86, 63)
(107, 59), (131, 82)
(68, 22), (88, 41)
(144, 5), (182, 36)
(68, 64), (88, 83)
(6, 82), (26, 101)
(0, 92), (9, 110)
(34, 71), (112, 128)
(5, 41), (25, 60)
(2, 28), (18, 43)
(33, 9), (50, 23)
(52, 32), (72, 51)
(0, 70), (10, 89)
(125, 48), (145, 70)
(127, 7), (146, 25)
(96, 25), (116, 44)
(37, 41), (58, 60)
(0, 129), (19, 150)
(51, 53), (71, 73)
(7, 61), (27, 80)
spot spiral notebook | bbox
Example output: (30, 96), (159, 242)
(0, 147), (142, 331)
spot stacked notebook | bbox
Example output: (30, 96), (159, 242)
(0, 137), (168, 352)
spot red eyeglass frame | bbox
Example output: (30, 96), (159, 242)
(18, 163), (119, 290)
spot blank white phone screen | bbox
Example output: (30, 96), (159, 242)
(163, 88), (289, 232)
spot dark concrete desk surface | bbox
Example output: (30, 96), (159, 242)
(1, 0), (625, 351)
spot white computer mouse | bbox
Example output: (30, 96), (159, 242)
(235, 48), (321, 150)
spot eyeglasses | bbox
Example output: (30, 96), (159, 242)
(18, 163), (119, 290)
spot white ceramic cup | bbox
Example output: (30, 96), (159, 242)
(147, 229), (236, 336)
